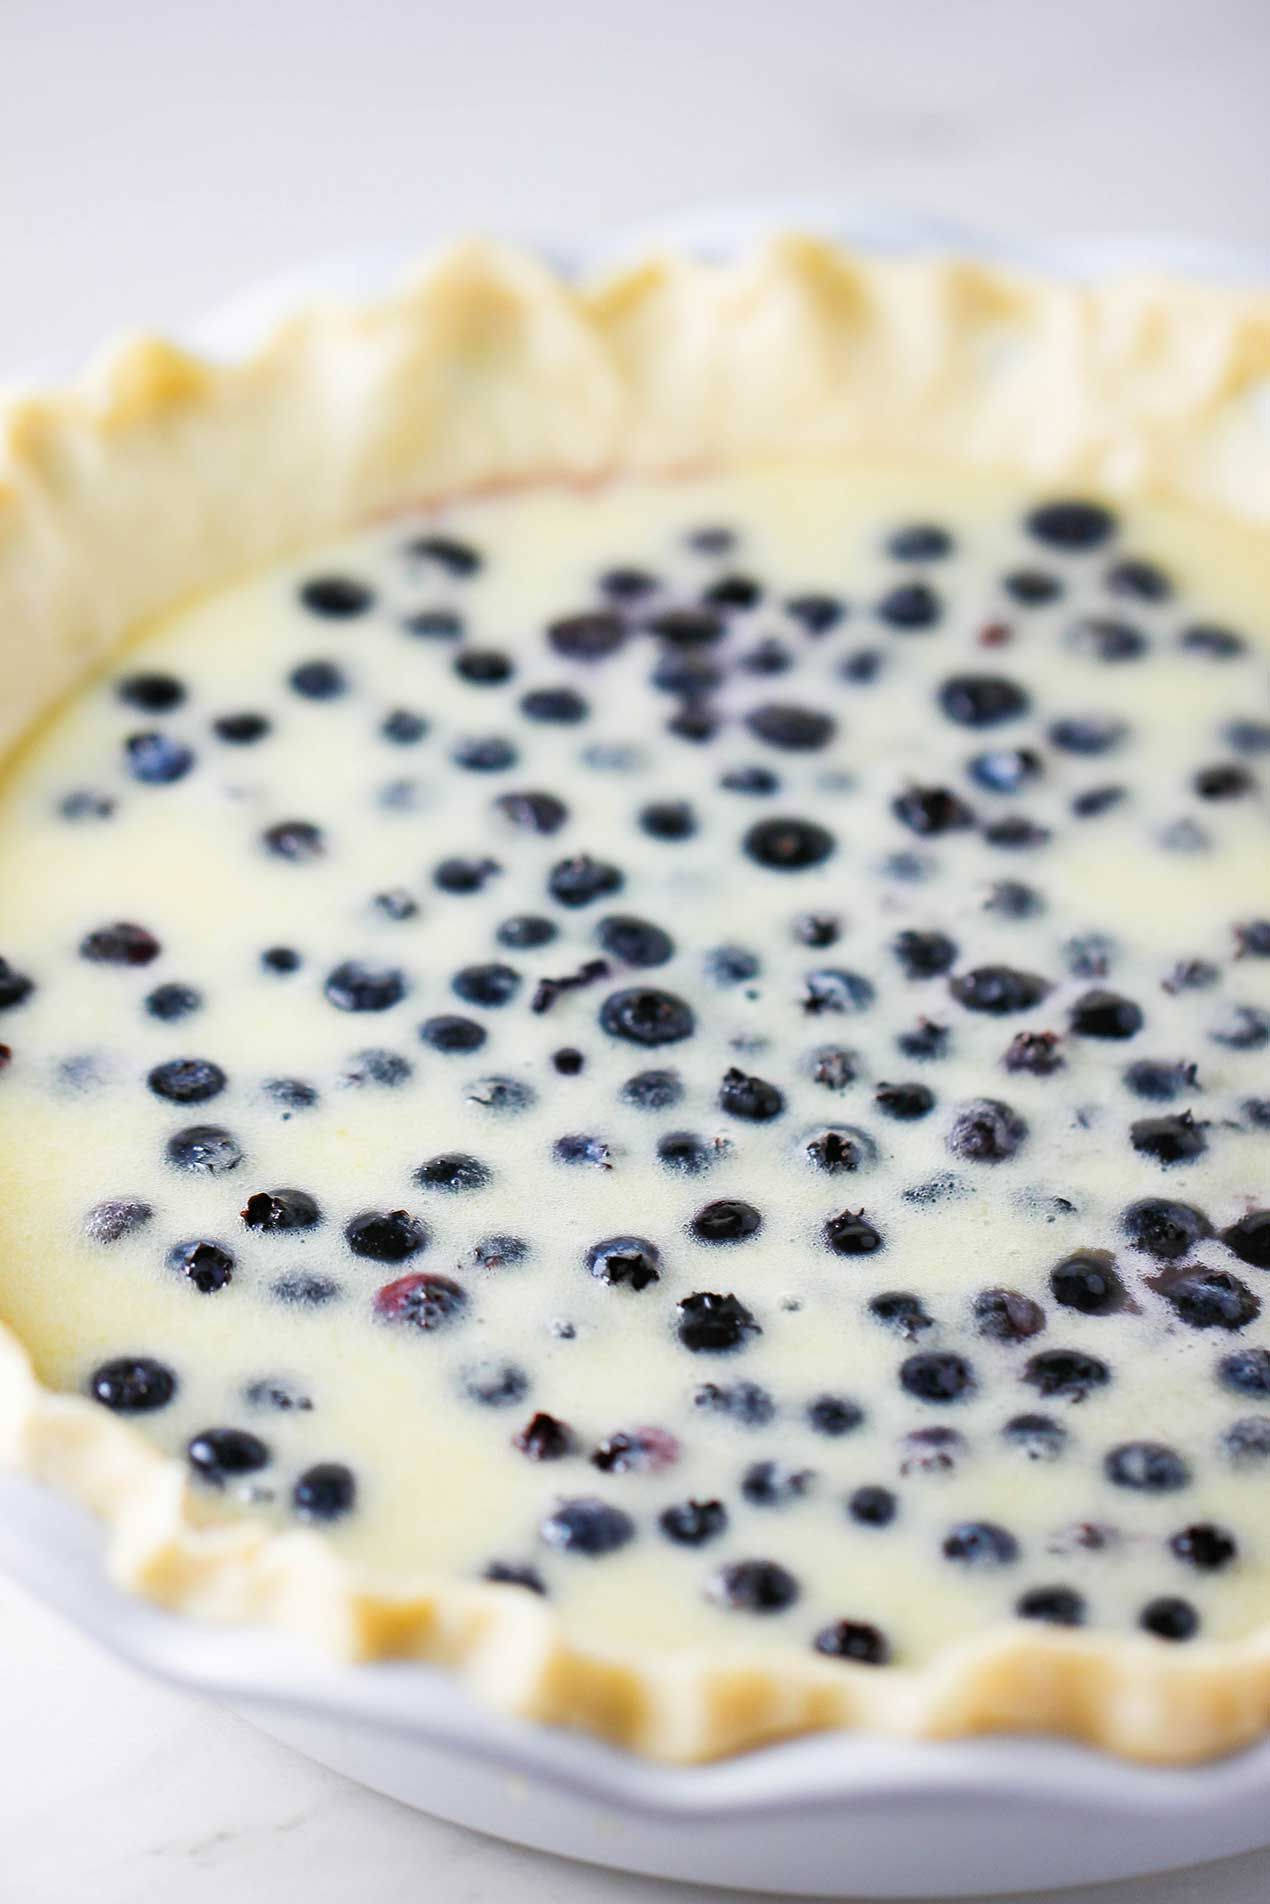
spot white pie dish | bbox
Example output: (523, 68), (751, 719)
(2, 208), (1270, 1899)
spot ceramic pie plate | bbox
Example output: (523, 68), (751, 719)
(2, 208), (1270, 1898)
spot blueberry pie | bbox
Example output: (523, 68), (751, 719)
(1, 239), (1269, 1763)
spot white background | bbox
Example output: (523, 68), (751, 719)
(2, 2), (1269, 1900)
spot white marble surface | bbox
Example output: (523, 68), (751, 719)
(3, 2), (1270, 1899)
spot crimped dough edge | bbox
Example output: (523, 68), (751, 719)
(1, 235), (1270, 1765)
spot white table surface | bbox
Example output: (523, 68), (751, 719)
(2, 2), (1270, 1899)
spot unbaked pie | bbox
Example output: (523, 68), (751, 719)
(1, 238), (1269, 1762)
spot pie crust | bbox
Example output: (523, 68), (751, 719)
(2, 236), (1270, 1764)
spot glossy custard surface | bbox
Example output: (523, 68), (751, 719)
(1, 465), (1269, 1669)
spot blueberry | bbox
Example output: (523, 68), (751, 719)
(548, 854), (623, 909)
(455, 648), (514, 686)
(263, 819), (325, 863)
(743, 816), (835, 871)
(1180, 622), (1244, 660)
(599, 565), (658, 600)
(651, 651), (721, 697)
(839, 647), (884, 684)
(801, 968), (874, 1015)
(261, 945), (301, 975)
(694, 1380), (775, 1427)
(891, 785), (976, 836)
(874, 1081), (934, 1121)
(403, 607), (464, 640)
(80, 921), (160, 966)
(886, 522), (953, 561)
(242, 1188), (322, 1232)
(0, 958), (32, 1015)
(1002, 1413), (1067, 1460)
(786, 592), (845, 633)
(805, 1127), (874, 1172)
(639, 799), (697, 840)
(325, 961), (406, 1012)
(1120, 1198), (1212, 1260)
(1225, 719), (1270, 755)
(374, 1271), (467, 1329)
(969, 747), (1042, 795)
(261, 1078), (317, 1119)
(1048, 714), (1127, 756)
(846, 1484), (896, 1526)
(823, 1209), (883, 1255)
(1123, 1058), (1198, 1103)
(300, 573), (376, 615)
(1003, 1031), (1064, 1076)
(1223, 1417), (1270, 1466)
(942, 1522), (1019, 1566)
(940, 674), (1031, 729)
(741, 1460), (814, 1506)
(289, 658), (346, 700)
(677, 1291), (760, 1351)
(471, 1234), (529, 1270)
(371, 887), (419, 923)
(147, 1057), (227, 1104)
(166, 1125), (243, 1175)
(1026, 500), (1116, 550)
(591, 1427), (680, 1474)
(243, 1376), (312, 1413)
(1022, 1349), (1109, 1399)
(58, 788), (116, 821)
(124, 731), (194, 784)
(900, 1352), (975, 1404)
(84, 1197), (153, 1244)
(451, 962), (520, 1009)
(547, 611), (626, 661)
(707, 1559), (799, 1611)
(1195, 762), (1255, 800)
(646, 607), (726, 647)
(900, 1426), (966, 1475)
(494, 790), (568, 837)
(870, 1291), (933, 1339)
(810, 1045), (858, 1089)
(1106, 1442), (1189, 1491)
(483, 1562), (547, 1595)
(666, 698), (719, 744)
(586, 1236), (661, 1290)
(1140, 1597), (1198, 1641)
(892, 930), (958, 980)
(341, 1046), (413, 1086)
(187, 1427), (270, 1484)
(620, 1068), (683, 1110)
(553, 1133), (612, 1167)
(552, 1047), (585, 1073)
(512, 1412), (573, 1461)
(345, 1209), (428, 1262)
(876, 582), (941, 629)
(90, 1356), (177, 1413)
(1169, 1523), (1237, 1571)
(462, 1075), (536, 1118)
(1151, 1266), (1258, 1330)
(739, 637), (792, 676)
(145, 983), (202, 1023)
(595, 915), (674, 968)
(1049, 1251), (1125, 1315)
(706, 944), (760, 987)
(1069, 989), (1144, 1040)
(950, 965), (1050, 1015)
(380, 708), (428, 744)
(946, 1097), (1027, 1163)
(659, 1499), (728, 1546)
(689, 1195), (763, 1247)
(1210, 1005), (1270, 1052)
(1003, 569), (1062, 605)
(1017, 1586), (1085, 1626)
(721, 765), (780, 797)
(415, 1153), (490, 1192)
(293, 1463), (356, 1521)
(463, 1361), (529, 1406)
(540, 1496), (635, 1555)
(117, 671), (186, 712)
(271, 1272), (341, 1307)
(1221, 1211), (1270, 1270)
(1131, 1112), (1207, 1164)
(168, 1238), (235, 1291)
(495, 918), (556, 956)
(1219, 1348), (1270, 1397)
(718, 1067), (784, 1121)
(599, 986), (694, 1046)
(407, 534), (480, 577)
(746, 703), (835, 751)
(793, 913), (841, 950)
(657, 1131), (720, 1174)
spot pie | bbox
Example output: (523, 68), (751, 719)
(1, 238), (1269, 1765)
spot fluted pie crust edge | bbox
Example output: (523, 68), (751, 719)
(2, 236), (1270, 1763)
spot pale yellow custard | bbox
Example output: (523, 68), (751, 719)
(1, 463), (1269, 1678)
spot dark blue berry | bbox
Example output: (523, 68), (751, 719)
(272, 1272), (341, 1306)
(289, 659), (346, 700)
(1120, 1198), (1212, 1259)
(742, 1459), (815, 1506)
(937, 674), (1029, 727)
(1002, 1413), (1067, 1460)
(169, 1238), (235, 1291)
(847, 1484), (895, 1525)
(620, 1068), (683, 1110)
(187, 1427), (270, 1483)
(1195, 762), (1255, 800)
(969, 747), (1042, 795)
(1224, 719), (1270, 755)
(1026, 500), (1116, 550)
(746, 703), (835, 751)
(346, 1209), (428, 1262)
(548, 854), (623, 908)
(708, 1559), (799, 1611)
(540, 1496), (635, 1555)
(891, 784), (975, 835)
(875, 1081), (934, 1120)
(300, 574), (375, 615)
(263, 819), (325, 862)
(1140, 1597), (1198, 1641)
(455, 648), (513, 685)
(261, 945), (301, 974)
(84, 1198), (153, 1243)
(744, 816), (835, 871)
(638, 799), (697, 840)
(117, 671), (185, 712)
(242, 1188), (322, 1232)
(596, 915), (674, 967)
(416, 1152), (490, 1192)
(950, 965), (1050, 1015)
(887, 522), (953, 560)
(548, 611), (626, 661)
(1017, 1586), (1085, 1626)
(785, 592), (844, 633)
(145, 982), (202, 1022)
(125, 731), (195, 784)
(451, 735), (517, 772)
(514, 1413), (573, 1461)
(876, 582), (941, 630)
(553, 1133), (612, 1167)
(166, 1125), (243, 1175)
(943, 1522), (1018, 1566)
(1169, 1523), (1236, 1571)
(1070, 989), (1143, 1039)
(1003, 569), (1062, 605)
(694, 1380), (774, 1426)
(293, 1463), (356, 1521)
(451, 962), (520, 1008)
(325, 961), (405, 1012)
(1023, 1349), (1109, 1399)
(586, 1236), (661, 1290)
(599, 986), (694, 1046)
(380, 708), (427, 744)
(900, 1352), (975, 1404)
(420, 1014), (487, 1054)
(0, 960), (36, 1010)
(1105, 1442), (1189, 1491)
(340, 1046), (412, 1086)
(148, 1057), (227, 1104)
(1155, 1266), (1258, 1329)
(1066, 616), (1149, 663)
(434, 855), (501, 895)
(1050, 1251), (1125, 1315)
(823, 1210), (883, 1255)
(677, 1290), (760, 1351)
(407, 535), (480, 577)
(892, 930), (958, 979)
(718, 1067), (784, 1121)
(521, 685), (589, 724)
(1218, 1349), (1270, 1396)
(657, 1130), (719, 1174)
(1048, 714), (1127, 756)
(946, 1097), (1027, 1162)
(90, 1356), (177, 1413)
(1131, 1112), (1207, 1164)
(1222, 1211), (1270, 1270)
(720, 765), (780, 796)
(660, 1499), (727, 1545)
(870, 1291), (933, 1338)
(81, 920), (161, 965)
